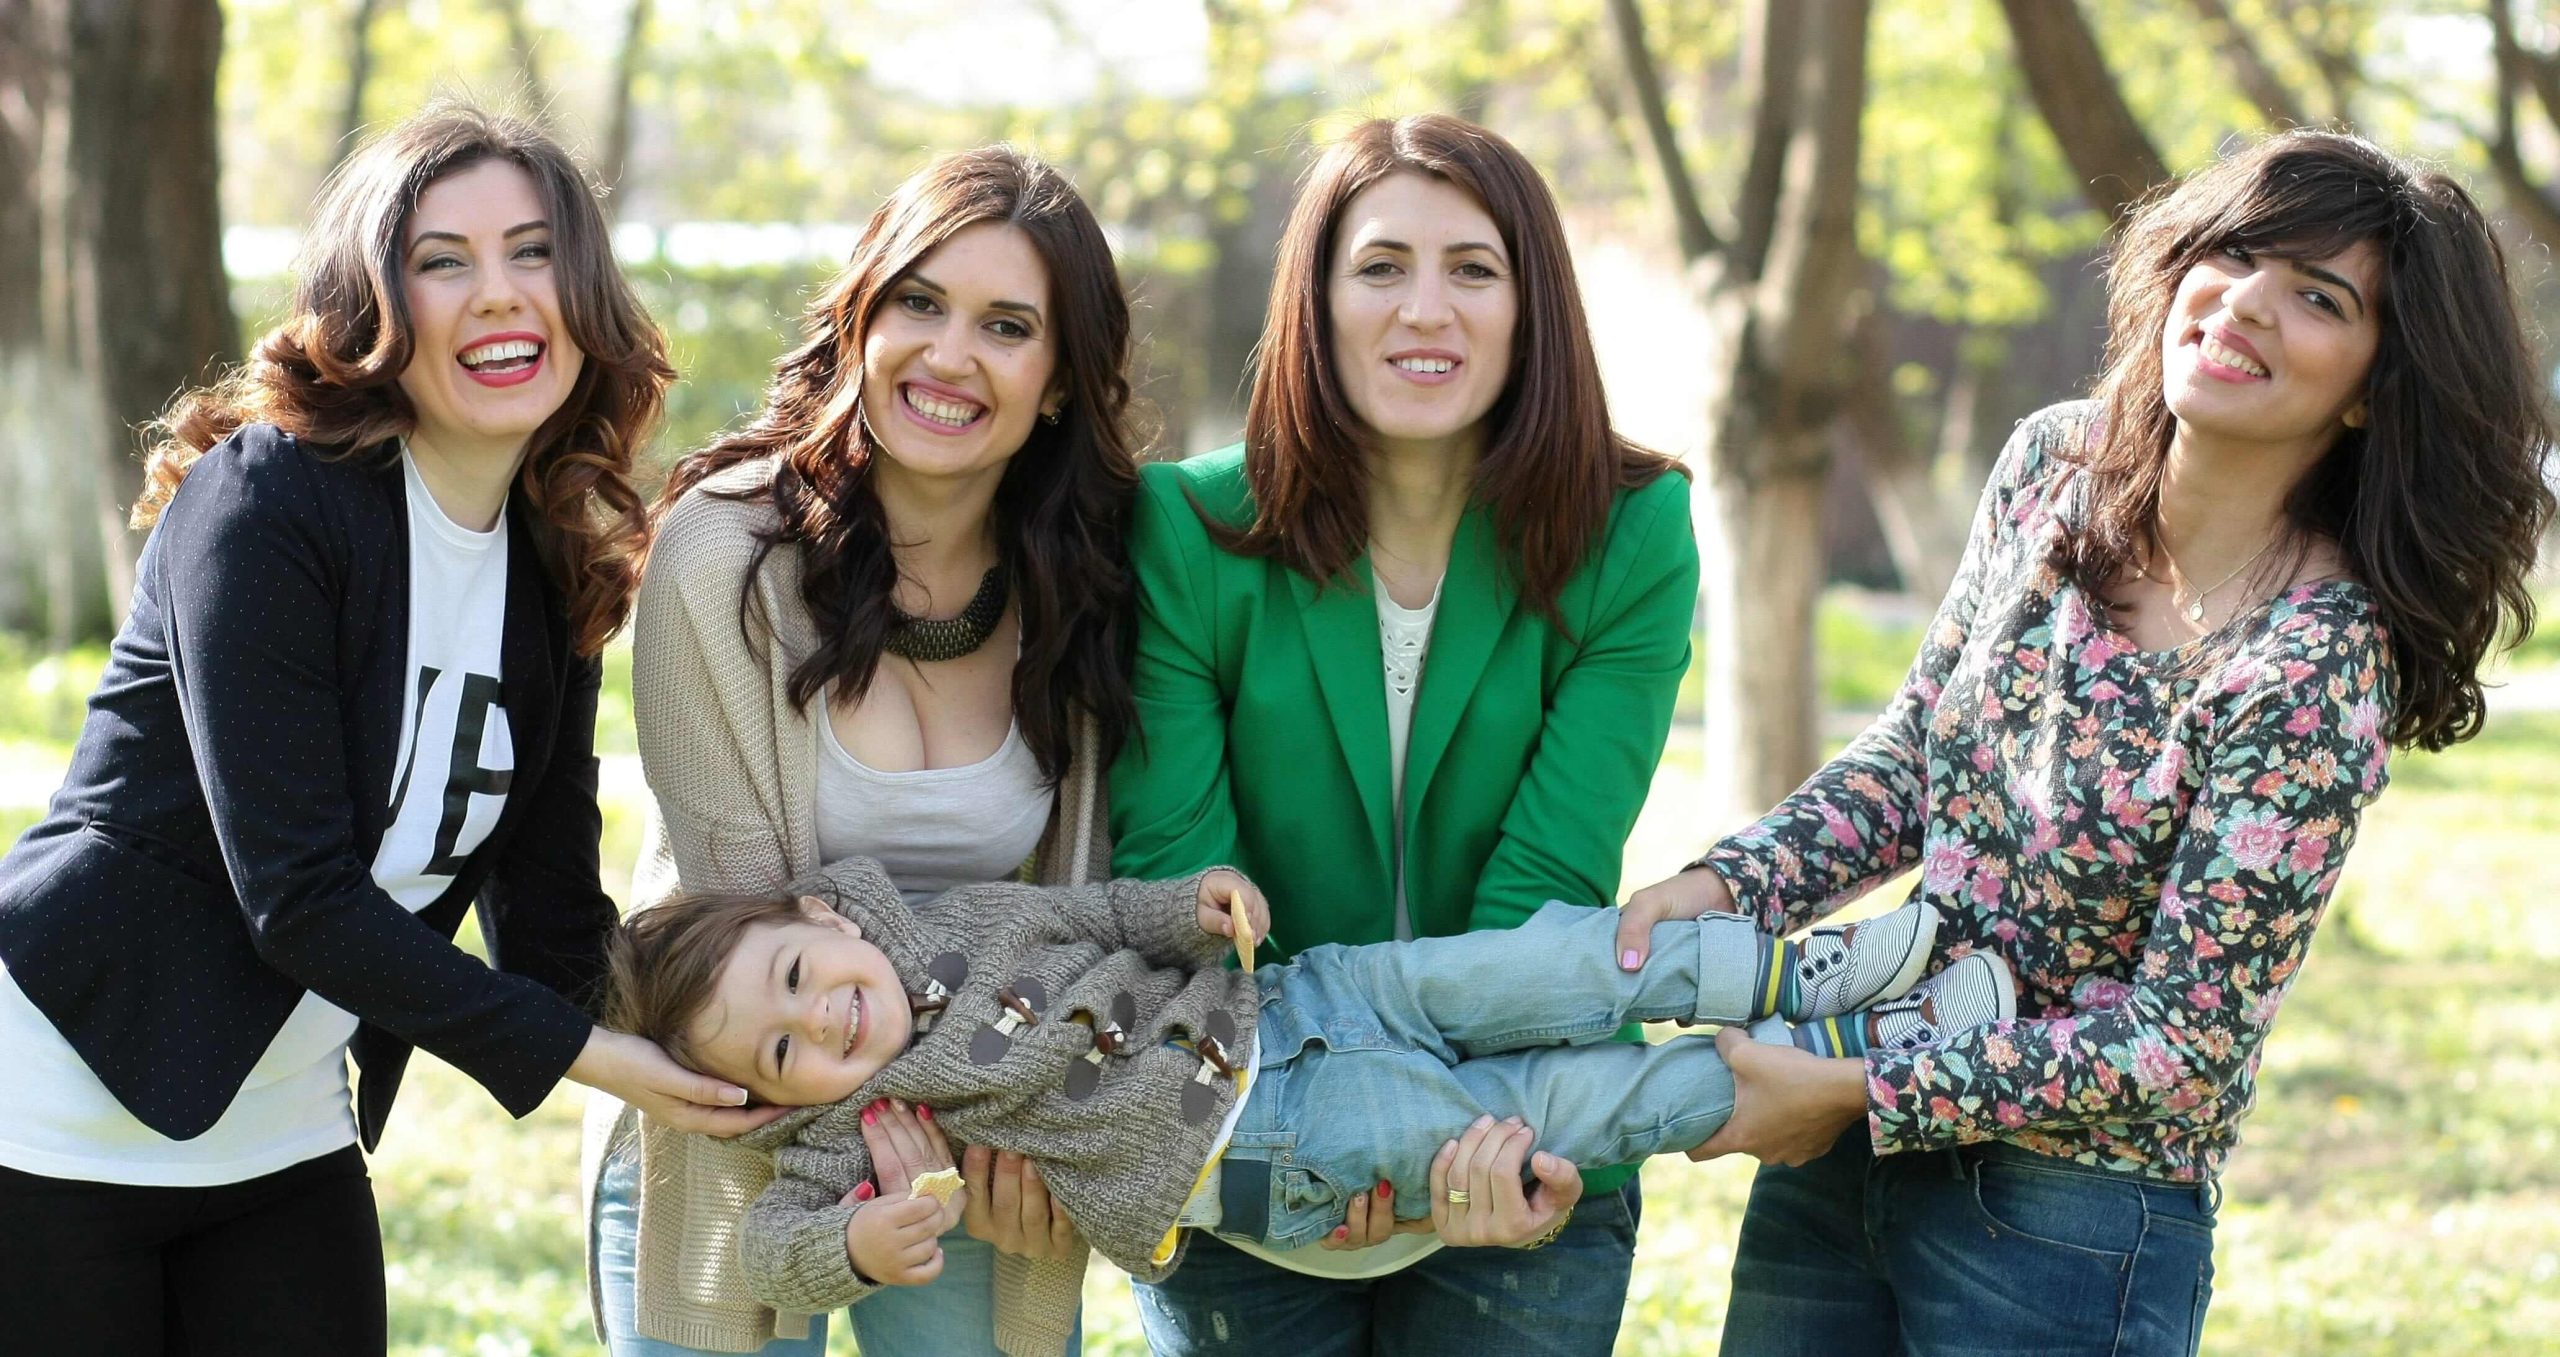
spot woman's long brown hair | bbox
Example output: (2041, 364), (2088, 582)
(134, 100), (672, 656)
(655, 147), (1140, 781)
(1208, 114), (1681, 622)
(2064, 130), (2556, 751)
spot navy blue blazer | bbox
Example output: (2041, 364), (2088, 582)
(0, 424), (614, 1148)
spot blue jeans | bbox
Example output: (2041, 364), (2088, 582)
(1226, 900), (1759, 1248)
(1718, 1132), (2219, 1357)
(1134, 901), (1759, 1355)
(594, 1141), (1084, 1357)
(1134, 1178), (1641, 1357)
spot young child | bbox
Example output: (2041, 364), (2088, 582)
(605, 861), (2013, 1357)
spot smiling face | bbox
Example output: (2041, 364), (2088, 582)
(683, 899), (913, 1107)
(2159, 240), (2382, 460)
(394, 158), (585, 467)
(1324, 171), (1519, 458)
(856, 222), (1061, 497)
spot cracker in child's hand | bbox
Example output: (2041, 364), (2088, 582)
(909, 1167), (964, 1205)
(1231, 888), (1255, 972)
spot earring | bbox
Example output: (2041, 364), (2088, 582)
(1042, 408), (1062, 426)
(2344, 405), (2368, 429)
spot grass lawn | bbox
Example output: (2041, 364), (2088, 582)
(3, 603), (2556, 1355)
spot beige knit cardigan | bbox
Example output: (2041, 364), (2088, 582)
(581, 459), (1110, 1353)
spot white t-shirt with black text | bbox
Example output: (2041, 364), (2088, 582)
(0, 449), (516, 1185)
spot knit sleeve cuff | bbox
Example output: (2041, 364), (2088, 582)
(1112, 868), (1236, 969)
(739, 1196), (884, 1315)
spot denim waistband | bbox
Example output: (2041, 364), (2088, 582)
(1950, 1141), (2222, 1215)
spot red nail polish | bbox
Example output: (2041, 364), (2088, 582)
(918, 1104), (934, 1122)
(1333, 1226), (1349, 1241)
(1377, 1180), (1391, 1197)
(862, 1105), (878, 1125)
(853, 1182), (875, 1202)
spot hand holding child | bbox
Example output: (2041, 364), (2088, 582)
(1197, 869), (1271, 960)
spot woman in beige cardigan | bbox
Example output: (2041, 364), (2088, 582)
(585, 146), (1144, 1356)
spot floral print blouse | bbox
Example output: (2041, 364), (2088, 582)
(1704, 401), (2395, 1182)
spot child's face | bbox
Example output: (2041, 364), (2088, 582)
(685, 898), (913, 1106)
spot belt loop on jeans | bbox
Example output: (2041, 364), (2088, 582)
(1217, 1153), (1272, 1242)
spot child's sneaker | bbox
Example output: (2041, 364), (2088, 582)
(1864, 951), (2016, 1052)
(1774, 950), (2015, 1059)
(1782, 900), (1940, 1022)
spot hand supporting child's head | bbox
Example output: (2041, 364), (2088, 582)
(1197, 869), (1271, 966)
(606, 890), (914, 1108)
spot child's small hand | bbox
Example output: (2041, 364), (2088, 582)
(1197, 870), (1270, 953)
(845, 1190), (958, 1286)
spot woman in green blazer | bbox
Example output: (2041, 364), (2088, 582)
(1111, 114), (1697, 1356)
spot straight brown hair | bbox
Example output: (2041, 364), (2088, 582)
(2063, 130), (2556, 751)
(1209, 114), (1681, 622)
(136, 100), (671, 656)
(657, 146), (1140, 782)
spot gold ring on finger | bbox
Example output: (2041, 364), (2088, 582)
(1444, 1189), (1471, 1206)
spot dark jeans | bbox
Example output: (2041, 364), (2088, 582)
(1134, 1175), (1641, 1357)
(1719, 1132), (2218, 1357)
(0, 1145), (386, 1357)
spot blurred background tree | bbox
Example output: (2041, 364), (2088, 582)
(4, 0), (2553, 808)
(4, 5), (2558, 1354)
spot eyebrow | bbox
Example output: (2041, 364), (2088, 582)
(905, 273), (1044, 324)
(408, 221), (552, 250)
(1353, 237), (1507, 259)
(762, 946), (788, 1079)
(2295, 262), (2367, 317)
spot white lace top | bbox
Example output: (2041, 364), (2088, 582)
(1375, 569), (1442, 943)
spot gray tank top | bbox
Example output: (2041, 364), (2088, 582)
(812, 712), (1055, 907)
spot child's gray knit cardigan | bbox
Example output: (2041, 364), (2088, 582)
(736, 857), (1256, 1357)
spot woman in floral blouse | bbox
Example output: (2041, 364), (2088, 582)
(1616, 132), (2556, 1355)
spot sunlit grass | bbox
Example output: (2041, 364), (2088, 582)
(4, 595), (2555, 1355)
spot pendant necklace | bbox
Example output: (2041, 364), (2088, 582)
(2138, 534), (2279, 624)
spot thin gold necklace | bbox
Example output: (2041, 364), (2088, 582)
(2137, 533), (2279, 624)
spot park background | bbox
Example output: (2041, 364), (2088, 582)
(3, 0), (2558, 1352)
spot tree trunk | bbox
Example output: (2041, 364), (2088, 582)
(1613, 0), (1874, 820)
(1848, 301), (1960, 601)
(332, 0), (382, 169)
(598, 0), (651, 216)
(489, 0), (551, 121)
(1993, 0), (2168, 222)
(1699, 312), (1829, 819)
(55, 0), (239, 625)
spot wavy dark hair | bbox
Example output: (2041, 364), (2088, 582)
(656, 146), (1139, 781)
(133, 100), (670, 656)
(2063, 130), (2555, 751)
(1208, 114), (1682, 623)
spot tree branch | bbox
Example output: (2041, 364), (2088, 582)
(1603, 0), (1720, 264)
(1732, 0), (1803, 281)
(1993, 0), (2170, 224)
(2181, 0), (2312, 127)
(2488, 0), (2560, 252)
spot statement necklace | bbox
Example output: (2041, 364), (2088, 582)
(2137, 535), (2279, 624)
(883, 563), (1008, 663)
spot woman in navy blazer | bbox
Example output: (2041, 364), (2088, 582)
(0, 104), (760, 1356)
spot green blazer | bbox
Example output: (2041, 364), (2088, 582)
(1109, 445), (1698, 1188)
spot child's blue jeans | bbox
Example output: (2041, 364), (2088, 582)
(1217, 900), (1766, 1249)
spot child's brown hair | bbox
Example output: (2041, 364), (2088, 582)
(603, 891), (811, 1070)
